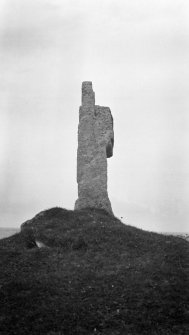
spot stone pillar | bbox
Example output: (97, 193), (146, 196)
(74, 82), (114, 214)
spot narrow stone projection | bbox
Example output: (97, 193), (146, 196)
(75, 82), (114, 214)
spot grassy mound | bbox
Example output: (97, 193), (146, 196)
(0, 207), (188, 334)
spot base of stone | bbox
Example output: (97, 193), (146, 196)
(74, 197), (113, 215)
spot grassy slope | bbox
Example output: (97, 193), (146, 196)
(0, 207), (188, 335)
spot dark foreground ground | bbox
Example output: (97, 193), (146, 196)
(0, 207), (188, 335)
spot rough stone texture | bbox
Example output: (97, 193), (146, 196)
(74, 82), (114, 214)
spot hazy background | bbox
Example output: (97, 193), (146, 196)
(0, 0), (188, 233)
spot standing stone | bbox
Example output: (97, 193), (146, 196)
(74, 82), (114, 214)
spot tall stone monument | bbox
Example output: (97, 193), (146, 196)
(74, 82), (114, 214)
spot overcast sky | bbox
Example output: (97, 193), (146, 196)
(0, 0), (189, 232)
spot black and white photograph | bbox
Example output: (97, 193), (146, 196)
(0, 0), (188, 334)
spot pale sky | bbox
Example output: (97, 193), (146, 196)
(0, 0), (189, 232)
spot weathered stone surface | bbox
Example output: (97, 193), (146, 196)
(75, 82), (114, 214)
